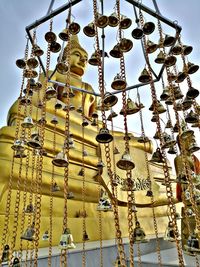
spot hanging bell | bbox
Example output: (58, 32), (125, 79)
(165, 119), (172, 129)
(56, 61), (68, 75)
(109, 43), (123, 58)
(16, 58), (26, 69)
(149, 148), (164, 163)
(167, 146), (177, 155)
(153, 130), (161, 140)
(51, 116), (58, 125)
(181, 123), (194, 140)
(142, 21), (155, 35)
(171, 44), (182, 55)
(88, 51), (99, 66)
(162, 132), (176, 149)
(21, 116), (34, 128)
(155, 50), (165, 64)
(42, 230), (49, 241)
(107, 110), (118, 121)
(96, 128), (113, 143)
(91, 111), (98, 119)
(182, 44), (193, 56)
(33, 44), (44, 57)
(133, 221), (148, 243)
(82, 117), (89, 127)
(103, 92), (118, 108)
(131, 26), (144, 39)
(59, 228), (76, 249)
(167, 72), (177, 82)
(173, 122), (179, 133)
(185, 208), (195, 217)
(117, 151), (135, 170)
(185, 110), (199, 124)
(186, 86), (199, 99)
(14, 149), (26, 158)
(182, 97), (193, 111)
(120, 15), (132, 29)
(23, 87), (33, 97)
(24, 203), (34, 213)
(58, 28), (69, 41)
(27, 134), (42, 149)
(160, 86), (170, 101)
(146, 190), (153, 197)
(151, 114), (158, 122)
(51, 182), (60, 192)
(165, 96), (173, 105)
(78, 168), (84, 176)
(137, 135), (150, 143)
(188, 141), (200, 153)
(91, 118), (98, 126)
(152, 101), (166, 114)
(111, 73), (126, 90)
(12, 139), (25, 151)
(83, 22), (95, 37)
(185, 232), (200, 254)
(113, 147), (120, 155)
(97, 160), (105, 169)
(45, 31), (57, 43)
(12, 257), (20, 267)
(163, 34), (176, 47)
(126, 98), (140, 115)
(146, 40), (158, 54)
(114, 255), (121, 267)
(29, 78), (36, 90)
(46, 85), (57, 99)
(187, 62), (199, 75)
(52, 150), (68, 167)
(163, 221), (177, 242)
(50, 41), (61, 53)
(24, 69), (38, 79)
(119, 38), (133, 53)
(1, 244), (9, 262)
(67, 191), (75, 199)
(96, 13), (108, 28)
(69, 22), (81, 34)
(138, 67), (151, 83)
(21, 223), (35, 241)
(165, 55), (177, 67)
(83, 231), (90, 241)
(175, 71), (187, 83)
(35, 81), (42, 91)
(27, 57), (39, 69)
(174, 86), (184, 100)
(97, 190), (112, 212)
(108, 12), (119, 27)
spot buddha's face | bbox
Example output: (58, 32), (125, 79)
(70, 48), (88, 76)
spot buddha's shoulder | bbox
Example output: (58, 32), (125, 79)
(83, 81), (94, 93)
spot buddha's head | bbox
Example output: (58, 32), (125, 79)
(63, 35), (88, 77)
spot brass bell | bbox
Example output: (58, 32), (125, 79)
(167, 72), (177, 82)
(1, 244), (9, 262)
(186, 86), (199, 99)
(153, 130), (160, 140)
(97, 160), (105, 169)
(138, 135), (150, 143)
(163, 34), (175, 47)
(78, 168), (84, 176)
(113, 147), (120, 154)
(45, 31), (57, 43)
(55, 101), (63, 109)
(51, 115), (58, 124)
(163, 221), (176, 242)
(167, 146), (177, 155)
(96, 127), (113, 143)
(50, 41), (61, 53)
(12, 257), (20, 267)
(51, 182), (60, 192)
(146, 40), (157, 54)
(187, 62), (199, 75)
(165, 96), (173, 105)
(171, 44), (182, 55)
(181, 123), (194, 140)
(138, 67), (151, 83)
(131, 26), (144, 39)
(176, 101), (182, 111)
(182, 44), (193, 56)
(133, 221), (148, 243)
(82, 117), (89, 127)
(67, 191), (75, 199)
(111, 73), (126, 90)
(184, 231), (200, 254)
(152, 101), (166, 114)
(21, 222), (35, 241)
(165, 55), (177, 67)
(175, 71), (187, 83)
(16, 58), (26, 69)
(109, 43), (123, 58)
(83, 231), (90, 241)
(182, 96), (192, 111)
(107, 110), (118, 121)
(59, 228), (76, 249)
(174, 86), (184, 100)
(126, 98), (140, 115)
(46, 86), (57, 99)
(119, 38), (133, 53)
(91, 118), (98, 126)
(21, 116), (34, 128)
(108, 12), (119, 27)
(155, 50), (165, 64)
(165, 119), (172, 128)
(24, 69), (38, 79)
(33, 44), (44, 57)
(162, 132), (176, 149)
(58, 28), (69, 41)
(120, 15), (132, 29)
(42, 230), (49, 241)
(27, 134), (41, 149)
(62, 87), (75, 98)
(91, 111), (98, 118)
(142, 21), (155, 35)
(149, 148), (164, 163)
(29, 78), (36, 90)
(83, 22), (95, 37)
(52, 150), (68, 167)
(11, 139), (25, 151)
(185, 110), (199, 124)
(151, 114), (158, 122)
(96, 13), (108, 28)
(88, 51), (99, 66)
(14, 149), (26, 158)
(188, 141), (200, 153)
(103, 92), (118, 108)
(173, 122), (179, 133)
(146, 190), (153, 197)
(76, 106), (83, 113)
(160, 87), (170, 101)
(191, 122), (200, 128)
(24, 203), (34, 213)
(56, 61), (68, 75)
(117, 151), (135, 170)
(69, 22), (80, 34)
(27, 57), (39, 69)
(23, 87), (33, 96)
(97, 190), (112, 212)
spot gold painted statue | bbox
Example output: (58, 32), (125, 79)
(0, 35), (176, 249)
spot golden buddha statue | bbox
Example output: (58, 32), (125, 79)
(0, 35), (177, 250)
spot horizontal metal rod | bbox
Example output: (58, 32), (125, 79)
(125, 0), (182, 32)
(26, 0), (82, 31)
